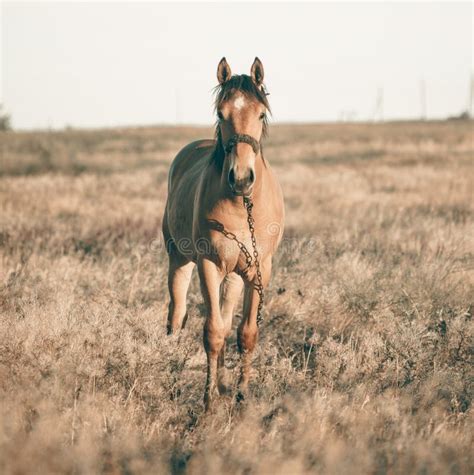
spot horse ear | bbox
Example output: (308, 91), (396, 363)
(217, 57), (232, 84)
(250, 57), (264, 86)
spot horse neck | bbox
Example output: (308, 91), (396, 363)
(250, 151), (266, 199)
(212, 128), (225, 171)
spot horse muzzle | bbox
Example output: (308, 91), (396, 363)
(228, 167), (255, 197)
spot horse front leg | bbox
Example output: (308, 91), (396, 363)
(218, 272), (244, 394)
(237, 258), (272, 402)
(198, 256), (225, 412)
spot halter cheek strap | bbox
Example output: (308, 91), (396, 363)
(224, 134), (260, 155)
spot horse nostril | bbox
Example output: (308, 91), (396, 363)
(249, 169), (255, 185)
(228, 168), (236, 187)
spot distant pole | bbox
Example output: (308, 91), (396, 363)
(470, 73), (474, 118)
(420, 78), (427, 120)
(373, 87), (384, 122)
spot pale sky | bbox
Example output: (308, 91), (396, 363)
(1, 1), (473, 129)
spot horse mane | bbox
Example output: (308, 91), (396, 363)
(212, 74), (271, 169)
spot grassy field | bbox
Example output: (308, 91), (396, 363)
(0, 120), (473, 474)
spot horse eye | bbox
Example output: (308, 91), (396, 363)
(217, 112), (224, 121)
(259, 112), (266, 120)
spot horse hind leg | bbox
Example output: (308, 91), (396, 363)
(166, 241), (195, 335)
(218, 272), (244, 394)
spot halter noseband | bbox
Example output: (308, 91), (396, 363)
(224, 134), (260, 155)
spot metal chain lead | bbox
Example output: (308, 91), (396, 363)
(214, 196), (264, 327)
(243, 196), (265, 327)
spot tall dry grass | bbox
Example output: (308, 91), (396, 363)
(0, 121), (473, 474)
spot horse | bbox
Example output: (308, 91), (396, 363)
(162, 57), (284, 411)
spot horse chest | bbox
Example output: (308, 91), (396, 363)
(201, 220), (279, 277)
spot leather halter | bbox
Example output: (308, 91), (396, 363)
(224, 134), (260, 155)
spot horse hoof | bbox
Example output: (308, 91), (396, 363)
(204, 387), (220, 412)
(218, 381), (231, 395)
(204, 395), (213, 412)
(166, 325), (180, 336)
(217, 368), (232, 395)
(236, 390), (246, 404)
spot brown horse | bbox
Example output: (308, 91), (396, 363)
(162, 57), (284, 410)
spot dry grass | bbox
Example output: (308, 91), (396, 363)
(0, 120), (473, 474)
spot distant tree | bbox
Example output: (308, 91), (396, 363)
(0, 104), (12, 131)
(457, 110), (470, 120)
(448, 110), (470, 121)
